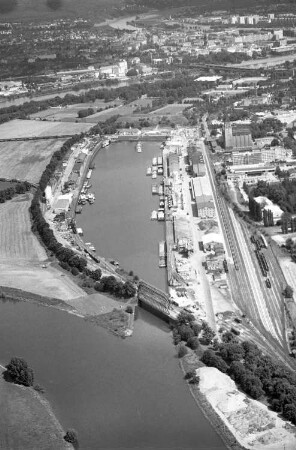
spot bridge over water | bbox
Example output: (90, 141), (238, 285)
(137, 280), (179, 325)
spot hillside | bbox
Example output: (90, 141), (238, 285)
(0, 0), (124, 21)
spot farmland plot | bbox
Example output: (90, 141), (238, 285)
(0, 194), (46, 262)
(0, 139), (64, 184)
(0, 119), (92, 138)
(0, 194), (85, 300)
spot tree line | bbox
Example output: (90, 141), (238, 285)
(252, 179), (296, 214)
(0, 181), (31, 203)
(201, 333), (296, 425)
(29, 131), (136, 299)
(0, 74), (214, 125)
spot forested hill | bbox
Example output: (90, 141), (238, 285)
(0, 0), (123, 21)
(128, 0), (296, 12)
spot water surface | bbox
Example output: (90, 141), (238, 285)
(0, 301), (226, 449)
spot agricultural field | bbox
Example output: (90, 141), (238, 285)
(29, 99), (122, 122)
(0, 194), (47, 263)
(0, 119), (93, 139)
(0, 139), (65, 184)
(0, 194), (86, 300)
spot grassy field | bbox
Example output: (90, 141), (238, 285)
(0, 194), (47, 263)
(0, 262), (86, 301)
(0, 139), (65, 184)
(29, 100), (122, 122)
(0, 194), (85, 300)
(150, 104), (190, 115)
(0, 119), (93, 139)
(0, 372), (69, 450)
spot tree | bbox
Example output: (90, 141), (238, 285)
(201, 350), (228, 373)
(176, 311), (195, 325)
(187, 336), (200, 350)
(283, 404), (296, 424)
(283, 285), (294, 298)
(64, 429), (78, 445)
(122, 281), (136, 299)
(90, 268), (102, 281)
(179, 324), (194, 342)
(219, 343), (245, 362)
(5, 357), (34, 387)
(178, 343), (188, 358)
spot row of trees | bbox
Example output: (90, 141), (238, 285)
(30, 132), (137, 299)
(0, 181), (31, 203)
(94, 276), (136, 299)
(201, 336), (296, 425)
(0, 74), (218, 126)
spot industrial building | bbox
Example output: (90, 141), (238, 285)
(224, 122), (253, 151)
(191, 177), (215, 219)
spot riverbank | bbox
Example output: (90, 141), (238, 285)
(180, 354), (246, 450)
(0, 366), (70, 449)
(180, 350), (296, 450)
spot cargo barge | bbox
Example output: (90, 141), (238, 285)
(159, 241), (167, 268)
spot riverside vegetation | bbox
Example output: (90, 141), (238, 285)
(29, 131), (137, 300)
(174, 311), (296, 427)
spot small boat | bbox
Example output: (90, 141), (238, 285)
(157, 156), (163, 166)
(102, 139), (110, 148)
(136, 142), (142, 153)
(157, 211), (165, 221)
(158, 185), (164, 196)
(152, 172), (157, 179)
(152, 184), (158, 195)
(89, 245), (96, 252)
(157, 167), (163, 175)
(75, 206), (82, 214)
(146, 166), (152, 176)
(151, 210), (158, 220)
(152, 157), (157, 166)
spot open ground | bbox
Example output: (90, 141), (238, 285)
(0, 139), (66, 184)
(0, 194), (85, 300)
(29, 99), (122, 122)
(0, 119), (93, 139)
(0, 370), (69, 450)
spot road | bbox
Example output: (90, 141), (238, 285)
(179, 156), (217, 331)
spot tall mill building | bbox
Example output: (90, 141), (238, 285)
(224, 121), (253, 151)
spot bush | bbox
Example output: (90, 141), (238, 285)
(178, 343), (188, 358)
(5, 357), (34, 387)
(184, 370), (196, 380)
(64, 429), (78, 445)
(179, 324), (194, 342)
(126, 305), (133, 314)
(71, 267), (79, 276)
(34, 384), (45, 394)
(189, 375), (200, 385)
(187, 336), (200, 350)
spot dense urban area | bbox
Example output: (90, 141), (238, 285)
(3, 0), (296, 449)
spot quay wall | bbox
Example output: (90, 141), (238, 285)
(117, 135), (167, 142)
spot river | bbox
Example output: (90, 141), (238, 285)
(0, 140), (226, 449)
(77, 141), (168, 291)
(0, 81), (131, 109)
(0, 300), (225, 449)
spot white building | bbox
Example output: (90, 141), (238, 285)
(254, 196), (283, 221)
